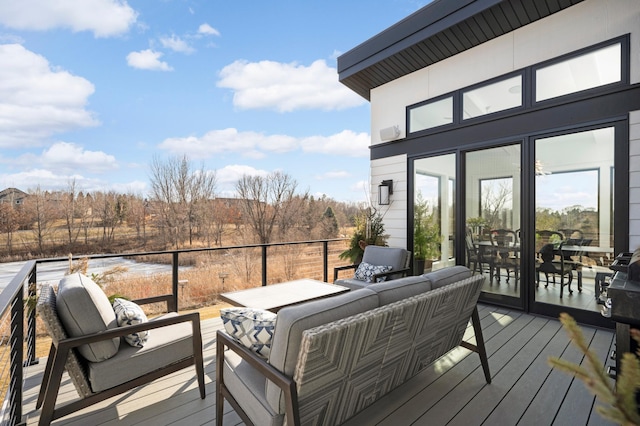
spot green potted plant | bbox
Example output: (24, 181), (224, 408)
(414, 193), (441, 274)
(340, 207), (388, 264)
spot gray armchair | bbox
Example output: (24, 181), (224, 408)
(35, 273), (205, 425)
(334, 245), (411, 290)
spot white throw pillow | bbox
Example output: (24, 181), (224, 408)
(220, 307), (277, 358)
(112, 298), (150, 348)
(354, 262), (393, 283)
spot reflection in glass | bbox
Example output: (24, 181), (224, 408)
(480, 177), (513, 229)
(409, 97), (453, 133)
(536, 43), (621, 102)
(465, 144), (521, 298)
(534, 127), (615, 311)
(463, 75), (522, 119)
(413, 154), (456, 272)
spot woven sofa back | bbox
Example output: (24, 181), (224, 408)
(292, 274), (484, 426)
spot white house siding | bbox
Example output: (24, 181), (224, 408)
(368, 0), (640, 251)
(370, 0), (640, 146)
(630, 110), (640, 251)
(370, 155), (407, 248)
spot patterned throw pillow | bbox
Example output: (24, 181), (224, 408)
(220, 307), (277, 358)
(112, 298), (150, 348)
(354, 262), (393, 283)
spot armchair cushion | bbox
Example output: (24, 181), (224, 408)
(56, 273), (120, 362)
(87, 312), (193, 392)
(113, 298), (150, 348)
(354, 262), (392, 283)
(221, 307), (277, 358)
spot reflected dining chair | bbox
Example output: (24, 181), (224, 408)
(489, 229), (519, 284)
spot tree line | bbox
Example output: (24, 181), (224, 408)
(0, 156), (362, 259)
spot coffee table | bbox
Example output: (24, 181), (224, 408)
(219, 279), (349, 312)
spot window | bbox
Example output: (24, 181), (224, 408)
(408, 96), (453, 133)
(463, 75), (522, 119)
(535, 43), (622, 102)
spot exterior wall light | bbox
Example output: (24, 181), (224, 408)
(378, 180), (393, 205)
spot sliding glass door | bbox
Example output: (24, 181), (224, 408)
(465, 144), (522, 302)
(534, 127), (615, 313)
(413, 154), (456, 273)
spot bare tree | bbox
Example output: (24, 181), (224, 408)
(91, 190), (127, 248)
(235, 171), (306, 244)
(481, 180), (512, 229)
(61, 179), (82, 245)
(23, 186), (54, 253)
(0, 203), (20, 254)
(149, 155), (217, 248)
(125, 193), (147, 242)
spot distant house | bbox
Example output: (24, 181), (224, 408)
(337, 0), (640, 327)
(0, 188), (28, 206)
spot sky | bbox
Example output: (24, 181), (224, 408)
(0, 0), (430, 203)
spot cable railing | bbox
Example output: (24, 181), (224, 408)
(0, 238), (348, 425)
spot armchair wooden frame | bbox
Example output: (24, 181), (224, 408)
(36, 292), (206, 426)
(216, 331), (300, 426)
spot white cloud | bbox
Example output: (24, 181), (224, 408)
(316, 171), (350, 180)
(0, 0), (137, 37)
(217, 59), (366, 112)
(126, 49), (173, 71)
(300, 130), (369, 157)
(0, 169), (100, 192)
(0, 44), (98, 148)
(198, 23), (220, 36)
(215, 164), (270, 196)
(160, 34), (195, 54)
(158, 128), (369, 159)
(39, 142), (118, 173)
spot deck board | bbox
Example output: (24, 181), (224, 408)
(22, 305), (616, 426)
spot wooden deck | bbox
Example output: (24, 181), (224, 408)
(22, 305), (617, 426)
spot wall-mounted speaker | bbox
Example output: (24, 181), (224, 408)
(379, 125), (401, 141)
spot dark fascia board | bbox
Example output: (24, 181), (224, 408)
(338, 0), (582, 100)
(337, 0), (502, 79)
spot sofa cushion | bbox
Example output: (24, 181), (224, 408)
(221, 307), (277, 358)
(87, 312), (193, 392)
(367, 275), (432, 305)
(354, 262), (392, 283)
(422, 265), (472, 289)
(266, 288), (379, 412)
(222, 351), (283, 426)
(56, 273), (120, 362)
(113, 298), (150, 348)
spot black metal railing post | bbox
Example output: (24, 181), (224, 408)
(171, 252), (179, 312)
(323, 241), (329, 283)
(261, 245), (268, 287)
(25, 268), (37, 366)
(9, 288), (24, 425)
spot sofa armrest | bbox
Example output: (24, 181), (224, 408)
(333, 263), (359, 281)
(216, 330), (301, 426)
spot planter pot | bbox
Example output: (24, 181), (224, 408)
(415, 259), (434, 275)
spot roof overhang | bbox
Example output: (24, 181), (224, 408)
(338, 0), (584, 100)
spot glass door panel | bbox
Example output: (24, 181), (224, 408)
(465, 144), (521, 299)
(413, 154), (456, 273)
(534, 127), (615, 312)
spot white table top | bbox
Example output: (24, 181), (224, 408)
(220, 279), (350, 312)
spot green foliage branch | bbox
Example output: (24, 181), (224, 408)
(548, 313), (640, 426)
(339, 207), (388, 263)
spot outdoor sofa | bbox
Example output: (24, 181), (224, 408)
(216, 265), (490, 426)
